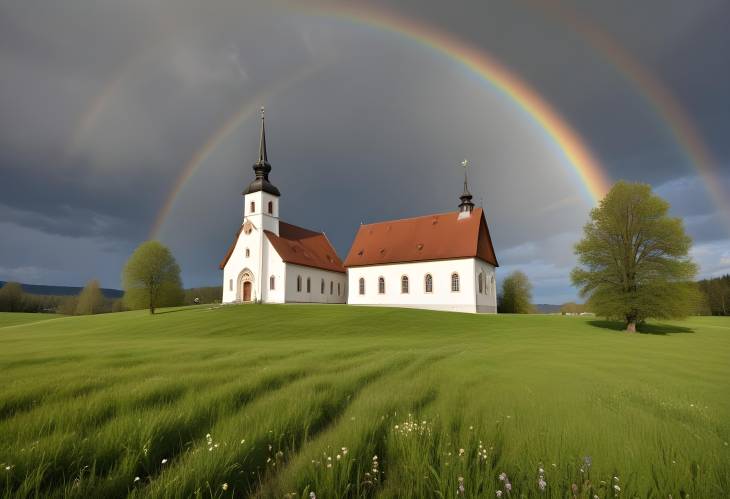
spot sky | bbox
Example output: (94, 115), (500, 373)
(1, 0), (729, 304)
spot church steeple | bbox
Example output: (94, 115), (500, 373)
(458, 159), (475, 214)
(244, 107), (280, 196)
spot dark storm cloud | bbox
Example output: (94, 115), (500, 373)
(1, 0), (728, 299)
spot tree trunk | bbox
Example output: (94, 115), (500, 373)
(625, 312), (637, 332)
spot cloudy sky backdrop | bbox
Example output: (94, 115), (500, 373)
(1, 0), (729, 303)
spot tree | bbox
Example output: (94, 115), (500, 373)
(560, 302), (587, 315)
(0, 282), (24, 312)
(122, 241), (183, 314)
(75, 279), (106, 315)
(498, 271), (533, 313)
(571, 181), (698, 332)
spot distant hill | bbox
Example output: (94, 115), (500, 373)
(0, 281), (123, 299)
(533, 303), (562, 314)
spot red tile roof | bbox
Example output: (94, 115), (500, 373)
(218, 221), (345, 273)
(265, 222), (345, 273)
(343, 208), (498, 268)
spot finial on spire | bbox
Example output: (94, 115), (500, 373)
(260, 106), (265, 120)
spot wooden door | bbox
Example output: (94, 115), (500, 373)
(243, 281), (252, 302)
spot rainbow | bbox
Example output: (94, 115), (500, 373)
(311, 2), (613, 203)
(150, 4), (612, 238)
(148, 60), (332, 239)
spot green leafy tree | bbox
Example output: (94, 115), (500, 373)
(75, 279), (105, 315)
(571, 181), (698, 332)
(122, 241), (183, 314)
(498, 270), (533, 314)
(0, 282), (24, 312)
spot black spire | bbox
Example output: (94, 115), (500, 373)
(458, 159), (475, 214)
(244, 107), (280, 196)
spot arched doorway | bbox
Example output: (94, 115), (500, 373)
(237, 269), (254, 302)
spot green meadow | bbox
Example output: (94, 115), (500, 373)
(0, 306), (728, 498)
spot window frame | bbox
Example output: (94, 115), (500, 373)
(451, 272), (460, 292)
(358, 277), (365, 295)
(267, 201), (273, 214)
(306, 277), (311, 293)
(250, 201), (255, 213)
(401, 275), (409, 294)
(321, 278), (325, 294)
(269, 275), (275, 290)
(378, 276), (385, 294)
(424, 273), (433, 293)
(296, 275), (302, 292)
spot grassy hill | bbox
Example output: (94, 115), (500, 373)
(0, 306), (728, 498)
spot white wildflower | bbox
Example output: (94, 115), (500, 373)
(133, 476), (140, 483)
(161, 459), (168, 465)
(222, 483), (228, 491)
(496, 491), (502, 498)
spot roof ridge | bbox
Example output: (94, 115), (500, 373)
(279, 220), (323, 236)
(361, 207), (483, 227)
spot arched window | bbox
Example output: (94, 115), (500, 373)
(338, 283), (341, 295)
(269, 275), (275, 290)
(245, 248), (250, 258)
(451, 273), (460, 292)
(424, 273), (433, 293)
(296, 275), (302, 292)
(330, 281), (333, 295)
(378, 277), (385, 294)
(401, 275), (409, 294)
(267, 201), (273, 214)
(229, 279), (233, 291)
(306, 277), (311, 293)
(359, 278), (365, 295)
(250, 201), (255, 213)
(321, 278), (325, 294)
(478, 272), (484, 293)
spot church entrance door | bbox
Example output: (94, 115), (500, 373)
(243, 281), (252, 302)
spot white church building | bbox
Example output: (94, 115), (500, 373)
(220, 109), (498, 313)
(219, 110), (347, 304)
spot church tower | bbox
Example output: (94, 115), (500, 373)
(243, 107), (280, 236)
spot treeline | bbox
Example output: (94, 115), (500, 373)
(0, 280), (222, 315)
(697, 274), (730, 316)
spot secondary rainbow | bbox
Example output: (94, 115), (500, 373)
(528, 0), (729, 228)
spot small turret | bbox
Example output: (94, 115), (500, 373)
(458, 159), (475, 215)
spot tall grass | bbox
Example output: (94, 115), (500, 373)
(0, 307), (728, 497)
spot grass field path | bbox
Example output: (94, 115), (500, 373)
(0, 306), (728, 498)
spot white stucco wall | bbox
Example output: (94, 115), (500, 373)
(346, 258), (497, 313)
(285, 263), (347, 304)
(222, 190), (283, 304)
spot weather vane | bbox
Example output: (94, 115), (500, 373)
(460, 159), (469, 188)
(260, 106), (265, 119)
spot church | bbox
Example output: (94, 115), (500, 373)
(219, 110), (347, 304)
(220, 110), (498, 313)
